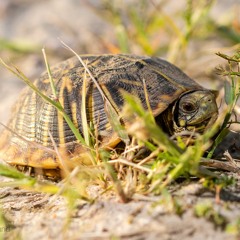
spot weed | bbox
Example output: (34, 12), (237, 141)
(194, 200), (228, 229)
(226, 218), (240, 236)
(208, 51), (240, 158)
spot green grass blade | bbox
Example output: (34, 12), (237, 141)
(0, 58), (86, 146)
(105, 103), (130, 145)
(42, 48), (58, 99)
(0, 164), (33, 180)
(123, 93), (182, 157)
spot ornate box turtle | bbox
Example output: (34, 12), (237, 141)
(0, 54), (218, 177)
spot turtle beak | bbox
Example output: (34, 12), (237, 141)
(204, 112), (218, 131)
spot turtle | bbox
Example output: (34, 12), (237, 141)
(0, 54), (218, 178)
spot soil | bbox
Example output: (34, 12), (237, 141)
(1, 180), (239, 240)
(0, 0), (240, 239)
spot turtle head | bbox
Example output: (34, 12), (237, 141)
(173, 90), (218, 134)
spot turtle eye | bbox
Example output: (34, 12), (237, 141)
(181, 102), (196, 112)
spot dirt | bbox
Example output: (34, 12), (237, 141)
(0, 0), (240, 239)
(1, 176), (240, 240)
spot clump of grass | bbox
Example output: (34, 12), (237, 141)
(226, 217), (240, 237)
(119, 92), (222, 195)
(194, 200), (228, 228)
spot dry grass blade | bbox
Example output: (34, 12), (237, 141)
(109, 159), (152, 173)
(200, 158), (240, 173)
(59, 39), (108, 101)
(48, 130), (70, 176)
(137, 148), (160, 166)
(224, 151), (240, 169)
(81, 64), (91, 147)
(102, 160), (129, 203)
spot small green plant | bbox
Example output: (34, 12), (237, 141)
(152, 189), (184, 215)
(226, 218), (240, 237)
(120, 91), (221, 195)
(207, 51), (240, 158)
(194, 200), (228, 228)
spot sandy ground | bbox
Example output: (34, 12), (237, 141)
(1, 182), (239, 240)
(0, 0), (240, 239)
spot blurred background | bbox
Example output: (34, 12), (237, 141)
(0, 0), (239, 124)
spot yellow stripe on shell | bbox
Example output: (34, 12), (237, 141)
(26, 92), (37, 141)
(100, 85), (120, 114)
(15, 94), (31, 136)
(41, 102), (53, 146)
(58, 78), (66, 146)
(118, 78), (143, 87)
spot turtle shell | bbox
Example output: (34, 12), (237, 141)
(0, 54), (204, 173)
